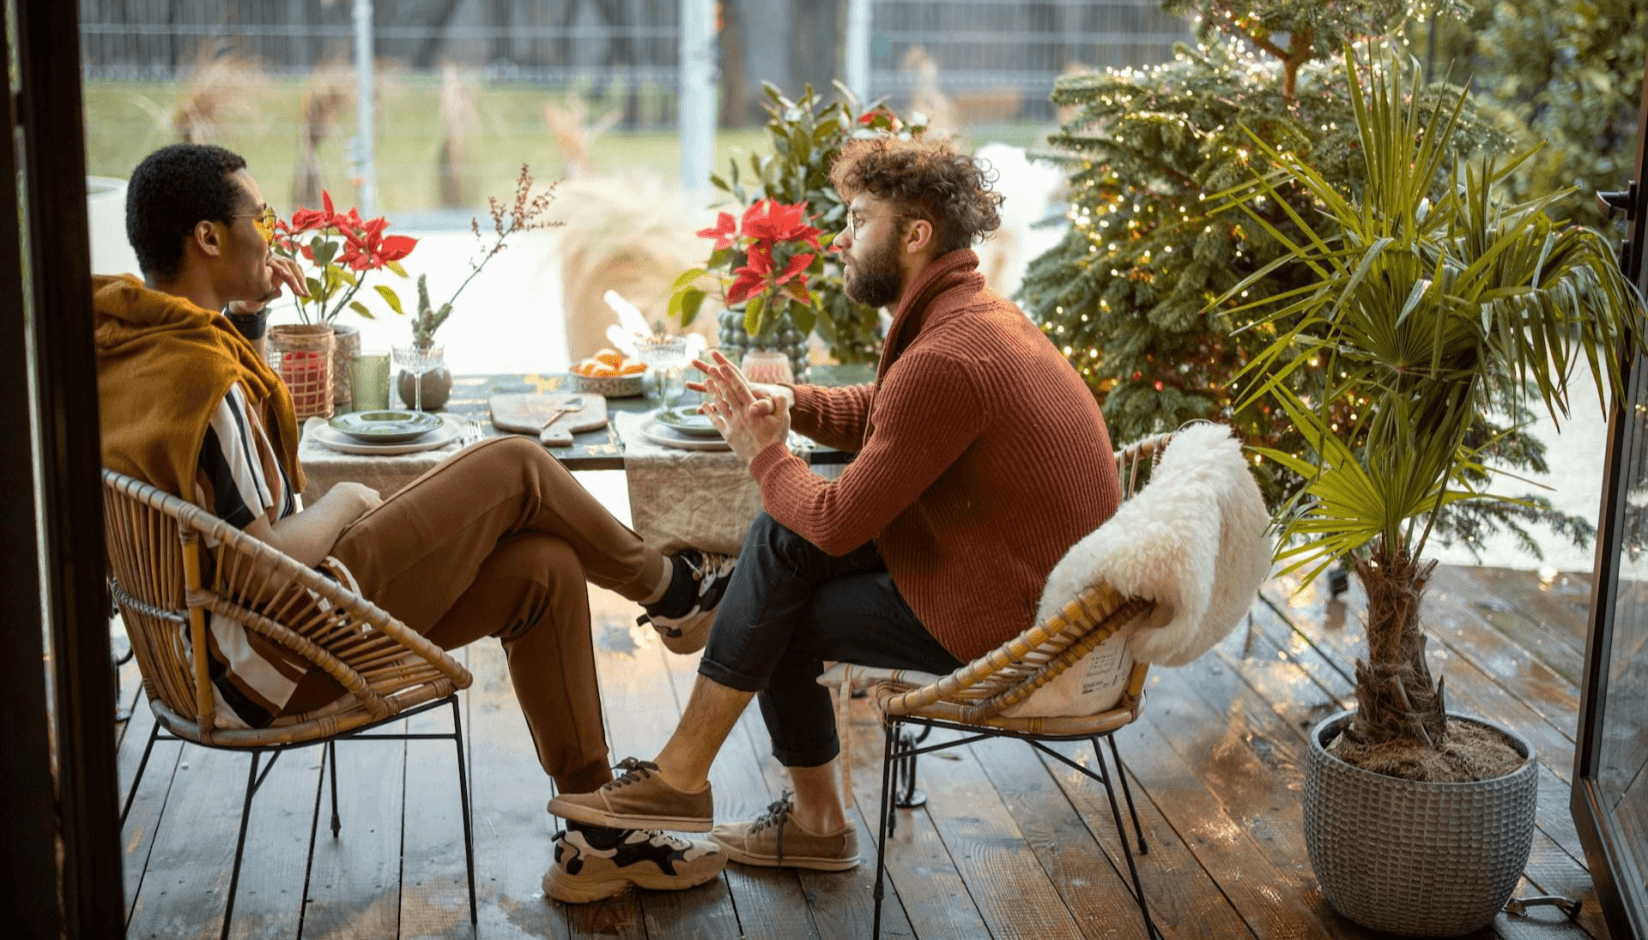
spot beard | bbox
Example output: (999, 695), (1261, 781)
(842, 239), (902, 308)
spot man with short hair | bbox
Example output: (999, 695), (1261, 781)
(95, 143), (734, 902)
(550, 136), (1123, 872)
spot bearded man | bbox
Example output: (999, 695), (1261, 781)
(548, 135), (1123, 872)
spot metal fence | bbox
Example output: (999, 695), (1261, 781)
(77, 0), (1191, 212)
(866, 0), (1192, 127)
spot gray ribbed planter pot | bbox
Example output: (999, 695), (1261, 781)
(1303, 710), (1538, 936)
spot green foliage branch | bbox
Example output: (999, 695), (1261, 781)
(1020, 0), (1592, 560)
(671, 82), (925, 362)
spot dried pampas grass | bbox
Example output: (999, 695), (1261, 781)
(553, 172), (719, 361)
(542, 96), (622, 178)
(294, 63), (352, 209)
(139, 42), (266, 144)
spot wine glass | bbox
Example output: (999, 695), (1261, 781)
(637, 335), (690, 407)
(393, 342), (444, 413)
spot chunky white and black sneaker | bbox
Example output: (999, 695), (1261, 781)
(543, 827), (726, 903)
(638, 548), (737, 654)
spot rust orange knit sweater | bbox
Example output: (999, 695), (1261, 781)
(748, 249), (1122, 661)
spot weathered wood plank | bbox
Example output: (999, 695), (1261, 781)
(463, 637), (572, 940)
(124, 743), (244, 939)
(1434, 567), (1589, 687)
(399, 648), (475, 939)
(299, 733), (406, 940)
(727, 691), (919, 940)
(585, 604), (740, 939)
(656, 644), (838, 940)
(118, 690), (179, 922)
(973, 733), (1218, 940)
(843, 696), (992, 939)
(909, 729), (1092, 940)
(223, 750), (323, 940)
(1129, 658), (1389, 939)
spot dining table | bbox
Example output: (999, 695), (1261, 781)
(298, 362), (873, 554)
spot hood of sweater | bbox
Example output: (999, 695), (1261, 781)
(93, 274), (306, 499)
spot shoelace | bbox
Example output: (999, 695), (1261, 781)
(686, 551), (736, 586)
(749, 791), (794, 864)
(609, 756), (660, 787)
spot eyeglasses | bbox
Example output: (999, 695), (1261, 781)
(846, 209), (909, 238)
(230, 205), (277, 244)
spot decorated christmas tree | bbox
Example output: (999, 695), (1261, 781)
(1410, 0), (1647, 230)
(1020, 0), (1594, 557)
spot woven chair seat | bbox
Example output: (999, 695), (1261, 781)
(102, 469), (470, 743)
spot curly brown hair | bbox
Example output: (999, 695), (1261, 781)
(829, 136), (1002, 254)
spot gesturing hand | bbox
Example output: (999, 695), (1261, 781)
(689, 350), (791, 465)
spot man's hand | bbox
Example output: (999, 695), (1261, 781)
(228, 255), (309, 315)
(690, 350), (792, 465)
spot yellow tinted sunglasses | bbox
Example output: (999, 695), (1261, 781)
(231, 205), (277, 243)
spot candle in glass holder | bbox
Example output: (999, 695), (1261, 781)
(741, 349), (794, 385)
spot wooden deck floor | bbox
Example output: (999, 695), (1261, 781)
(115, 561), (1612, 939)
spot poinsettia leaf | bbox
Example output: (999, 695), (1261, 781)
(672, 267), (707, 291)
(708, 247), (732, 269)
(304, 276), (323, 298)
(680, 287), (705, 328)
(790, 301), (816, 336)
(335, 267), (357, 286)
(375, 284), (404, 315)
(743, 294), (765, 335)
(386, 260), (408, 278)
(710, 173), (730, 194)
(310, 237), (336, 269)
(348, 300), (374, 319)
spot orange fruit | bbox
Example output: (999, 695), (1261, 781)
(618, 361), (647, 375)
(595, 349), (623, 368)
(589, 363), (619, 377)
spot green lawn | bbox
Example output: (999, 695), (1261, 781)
(84, 78), (770, 217)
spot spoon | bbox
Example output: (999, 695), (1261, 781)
(539, 396), (585, 445)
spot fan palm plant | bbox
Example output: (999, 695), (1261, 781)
(1216, 47), (1645, 766)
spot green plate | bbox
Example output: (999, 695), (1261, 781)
(654, 405), (722, 438)
(329, 409), (443, 444)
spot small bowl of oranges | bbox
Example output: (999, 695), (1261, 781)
(571, 348), (649, 397)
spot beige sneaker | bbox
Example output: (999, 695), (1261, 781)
(710, 793), (860, 871)
(547, 758), (714, 833)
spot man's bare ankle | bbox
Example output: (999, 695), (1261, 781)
(653, 761), (707, 794)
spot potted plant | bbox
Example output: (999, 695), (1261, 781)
(669, 83), (926, 375)
(271, 192), (417, 414)
(396, 163), (561, 409)
(1217, 47), (1646, 935)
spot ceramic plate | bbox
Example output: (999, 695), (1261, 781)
(639, 418), (731, 452)
(653, 405), (722, 438)
(329, 409), (444, 443)
(311, 414), (465, 455)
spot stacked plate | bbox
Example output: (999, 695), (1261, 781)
(641, 405), (729, 451)
(314, 410), (464, 455)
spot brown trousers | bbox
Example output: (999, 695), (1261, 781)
(329, 436), (664, 794)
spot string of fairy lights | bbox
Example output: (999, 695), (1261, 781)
(1033, 3), (1444, 459)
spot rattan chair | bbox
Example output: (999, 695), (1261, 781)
(102, 470), (477, 935)
(833, 434), (1175, 940)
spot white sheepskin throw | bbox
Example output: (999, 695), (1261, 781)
(1004, 423), (1272, 717)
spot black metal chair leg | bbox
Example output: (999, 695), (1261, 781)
(220, 750), (262, 940)
(892, 726), (928, 810)
(327, 740), (341, 838)
(450, 696), (478, 925)
(872, 716), (899, 940)
(1092, 742), (1161, 940)
(1104, 735), (1148, 854)
(120, 721), (161, 825)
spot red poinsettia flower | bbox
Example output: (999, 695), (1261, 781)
(696, 211), (739, 250)
(858, 106), (904, 132)
(338, 215), (418, 271)
(741, 199), (824, 249)
(726, 243), (772, 304)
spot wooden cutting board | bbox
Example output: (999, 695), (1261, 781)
(489, 393), (608, 446)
